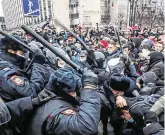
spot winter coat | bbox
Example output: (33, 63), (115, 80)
(0, 60), (50, 102)
(0, 97), (34, 135)
(24, 90), (101, 135)
(143, 123), (164, 135)
(148, 61), (164, 79)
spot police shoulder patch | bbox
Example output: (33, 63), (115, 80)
(61, 109), (76, 116)
(10, 75), (24, 86)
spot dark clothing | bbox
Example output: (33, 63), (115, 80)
(148, 52), (164, 79)
(0, 60), (50, 102)
(140, 84), (164, 96)
(103, 81), (116, 109)
(148, 61), (164, 79)
(106, 49), (120, 61)
(76, 61), (91, 69)
(25, 90), (101, 135)
(128, 52), (136, 61)
(126, 95), (162, 134)
(143, 122), (164, 135)
(124, 77), (137, 97)
(132, 48), (139, 58)
(93, 68), (110, 86)
(0, 97), (34, 135)
(0, 52), (26, 69)
(43, 32), (50, 41)
(149, 52), (164, 66)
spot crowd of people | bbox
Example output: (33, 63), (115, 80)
(0, 22), (164, 135)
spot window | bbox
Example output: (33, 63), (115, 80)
(48, 0), (51, 6)
(44, 12), (47, 17)
(83, 16), (90, 22)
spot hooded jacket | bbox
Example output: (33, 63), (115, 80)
(148, 52), (164, 79)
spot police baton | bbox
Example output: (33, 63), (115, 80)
(113, 26), (123, 54)
(21, 25), (83, 73)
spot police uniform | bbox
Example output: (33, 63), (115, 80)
(25, 89), (101, 135)
(0, 60), (50, 102)
(0, 90), (55, 135)
(0, 97), (34, 135)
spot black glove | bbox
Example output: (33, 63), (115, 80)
(93, 68), (110, 85)
(144, 111), (158, 125)
(82, 70), (98, 88)
(120, 55), (132, 66)
(120, 55), (127, 63)
(33, 50), (46, 64)
(126, 57), (132, 66)
(32, 89), (55, 107)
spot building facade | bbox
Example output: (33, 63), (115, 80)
(69, 0), (79, 28)
(109, 0), (129, 28)
(69, 0), (101, 29)
(2, 0), (51, 30)
(0, 16), (6, 31)
(135, 0), (164, 28)
(51, 0), (70, 31)
(101, 0), (111, 25)
(1, 0), (70, 31)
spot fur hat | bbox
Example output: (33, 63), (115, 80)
(109, 74), (130, 92)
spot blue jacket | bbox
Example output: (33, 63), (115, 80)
(1, 97), (34, 135)
(143, 122), (164, 135)
(0, 60), (50, 102)
(129, 64), (140, 78)
(25, 90), (101, 135)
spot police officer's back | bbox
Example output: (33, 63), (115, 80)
(0, 90), (55, 135)
(25, 68), (101, 135)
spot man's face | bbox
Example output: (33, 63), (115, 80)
(124, 30), (131, 39)
(121, 110), (132, 121)
(8, 49), (25, 57)
(123, 48), (130, 56)
(57, 59), (66, 68)
(44, 28), (48, 32)
(79, 55), (87, 62)
(111, 89), (124, 96)
(154, 43), (164, 52)
(68, 92), (77, 97)
(107, 41), (117, 53)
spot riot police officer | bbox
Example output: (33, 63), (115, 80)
(0, 36), (50, 102)
(25, 68), (101, 135)
(0, 90), (55, 135)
